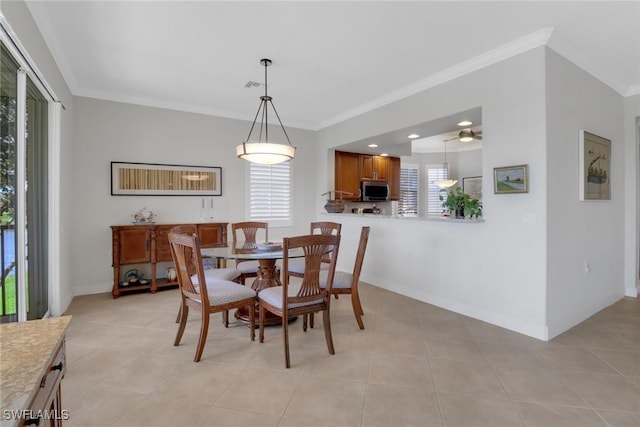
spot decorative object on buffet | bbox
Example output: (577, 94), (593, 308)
(440, 187), (483, 219)
(236, 58), (296, 165)
(132, 207), (156, 224)
(122, 269), (147, 287)
(321, 190), (353, 213)
(165, 266), (177, 282)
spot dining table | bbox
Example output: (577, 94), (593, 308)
(201, 241), (304, 326)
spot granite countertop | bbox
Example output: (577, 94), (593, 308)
(0, 316), (72, 419)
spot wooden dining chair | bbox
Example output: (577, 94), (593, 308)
(286, 221), (342, 279)
(310, 226), (370, 330)
(169, 230), (257, 362)
(232, 221), (271, 285)
(258, 233), (341, 368)
(171, 225), (241, 327)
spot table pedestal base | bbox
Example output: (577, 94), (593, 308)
(234, 258), (296, 326)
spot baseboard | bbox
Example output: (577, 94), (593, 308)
(74, 281), (112, 296)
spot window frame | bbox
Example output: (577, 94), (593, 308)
(246, 160), (294, 228)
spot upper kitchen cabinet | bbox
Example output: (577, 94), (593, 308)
(388, 157), (401, 200)
(335, 151), (400, 201)
(335, 151), (361, 201)
(360, 155), (389, 181)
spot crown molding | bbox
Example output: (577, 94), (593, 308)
(316, 28), (554, 130)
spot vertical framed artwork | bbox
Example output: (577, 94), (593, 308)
(579, 130), (611, 201)
(462, 176), (483, 200)
(493, 165), (528, 194)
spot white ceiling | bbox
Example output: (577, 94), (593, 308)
(22, 1), (640, 133)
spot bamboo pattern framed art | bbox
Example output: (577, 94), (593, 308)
(111, 162), (222, 196)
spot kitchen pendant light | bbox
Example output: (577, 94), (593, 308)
(236, 58), (296, 165)
(433, 140), (458, 189)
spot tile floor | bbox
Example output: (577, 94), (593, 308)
(61, 283), (640, 426)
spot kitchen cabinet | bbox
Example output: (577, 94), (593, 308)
(388, 156), (401, 201)
(361, 155), (389, 181)
(111, 222), (228, 298)
(334, 151), (400, 201)
(334, 151), (361, 201)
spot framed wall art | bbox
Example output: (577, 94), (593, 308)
(493, 164), (528, 194)
(462, 176), (483, 200)
(579, 130), (611, 201)
(111, 162), (222, 196)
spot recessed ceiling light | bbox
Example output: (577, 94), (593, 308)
(458, 120), (472, 127)
(368, 143), (378, 148)
(408, 134), (420, 139)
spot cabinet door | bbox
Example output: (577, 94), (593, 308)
(374, 156), (389, 181)
(198, 223), (227, 246)
(119, 228), (151, 264)
(335, 151), (361, 200)
(361, 155), (388, 181)
(388, 157), (401, 200)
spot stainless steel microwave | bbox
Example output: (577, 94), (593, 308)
(361, 181), (389, 201)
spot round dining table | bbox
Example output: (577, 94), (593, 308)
(201, 241), (304, 325)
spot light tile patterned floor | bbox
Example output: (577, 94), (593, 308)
(61, 283), (640, 426)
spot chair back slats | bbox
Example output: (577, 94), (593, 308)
(283, 234), (340, 304)
(310, 222), (341, 263)
(232, 221), (268, 244)
(168, 231), (209, 306)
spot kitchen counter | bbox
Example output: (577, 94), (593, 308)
(1, 316), (71, 426)
(321, 212), (484, 223)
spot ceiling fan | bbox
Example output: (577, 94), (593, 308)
(444, 128), (483, 142)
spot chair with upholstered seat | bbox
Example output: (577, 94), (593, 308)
(258, 233), (341, 368)
(286, 222), (341, 279)
(310, 226), (370, 330)
(169, 230), (256, 362)
(170, 225), (241, 326)
(232, 222), (272, 285)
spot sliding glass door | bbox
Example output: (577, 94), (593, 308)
(1, 42), (49, 322)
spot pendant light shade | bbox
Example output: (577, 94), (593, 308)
(433, 140), (458, 189)
(236, 58), (296, 165)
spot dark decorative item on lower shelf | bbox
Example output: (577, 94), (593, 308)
(321, 190), (353, 213)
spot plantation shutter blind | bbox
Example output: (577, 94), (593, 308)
(249, 161), (292, 220)
(427, 165), (449, 214)
(399, 166), (419, 215)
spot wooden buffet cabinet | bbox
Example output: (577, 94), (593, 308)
(335, 151), (401, 201)
(110, 222), (228, 298)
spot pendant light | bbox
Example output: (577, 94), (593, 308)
(433, 140), (458, 189)
(236, 58), (296, 165)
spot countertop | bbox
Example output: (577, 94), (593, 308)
(0, 316), (71, 419)
(321, 212), (484, 223)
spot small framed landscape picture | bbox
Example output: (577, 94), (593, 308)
(579, 130), (611, 201)
(462, 176), (483, 201)
(494, 164), (528, 194)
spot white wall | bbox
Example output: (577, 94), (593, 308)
(317, 48), (550, 339)
(624, 94), (640, 297)
(545, 49), (627, 337)
(71, 97), (317, 296)
(3, 0), (75, 315)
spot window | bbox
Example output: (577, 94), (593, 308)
(399, 164), (418, 216)
(248, 161), (292, 225)
(426, 165), (449, 215)
(1, 41), (52, 321)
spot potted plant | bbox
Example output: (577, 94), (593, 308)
(321, 190), (353, 213)
(439, 187), (482, 219)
